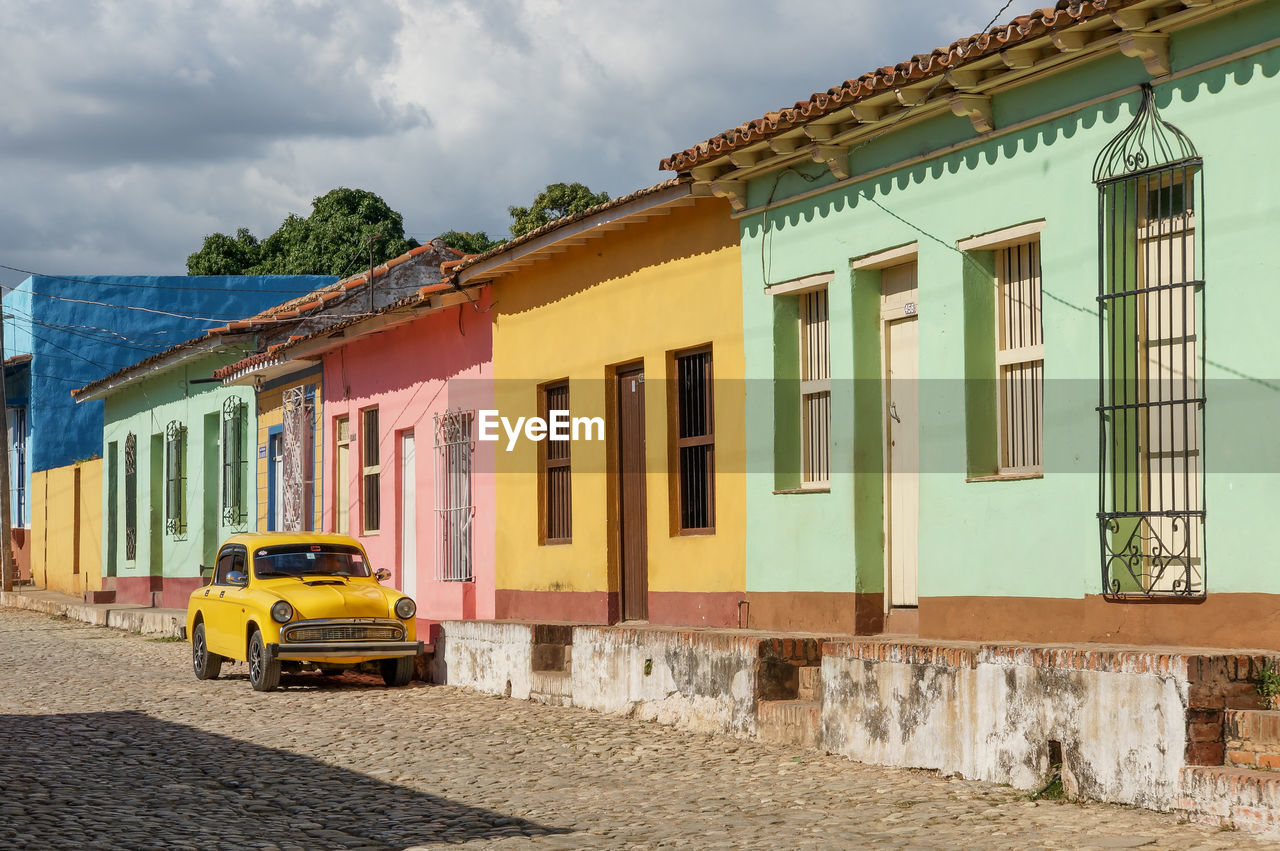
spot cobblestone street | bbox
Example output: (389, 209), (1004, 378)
(0, 607), (1273, 850)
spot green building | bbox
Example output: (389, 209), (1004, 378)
(661, 0), (1280, 649)
(75, 337), (258, 607)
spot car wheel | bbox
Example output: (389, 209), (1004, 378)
(380, 656), (414, 687)
(191, 622), (223, 680)
(247, 630), (281, 692)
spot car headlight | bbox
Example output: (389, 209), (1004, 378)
(394, 597), (416, 620)
(270, 601), (294, 624)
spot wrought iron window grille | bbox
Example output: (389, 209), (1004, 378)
(165, 421), (188, 538)
(282, 386), (316, 532)
(221, 397), (248, 527)
(1095, 83), (1205, 599)
(434, 409), (475, 582)
(124, 433), (137, 560)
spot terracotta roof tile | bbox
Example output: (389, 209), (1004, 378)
(660, 0), (1142, 172)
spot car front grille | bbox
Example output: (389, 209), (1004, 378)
(283, 623), (405, 643)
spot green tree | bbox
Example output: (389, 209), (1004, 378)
(186, 188), (419, 276)
(439, 229), (504, 255)
(507, 182), (610, 238)
(185, 227), (261, 276)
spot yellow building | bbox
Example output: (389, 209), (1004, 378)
(455, 182), (745, 626)
(30, 459), (102, 599)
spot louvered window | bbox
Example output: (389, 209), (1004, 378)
(540, 381), (571, 544)
(996, 241), (1044, 475)
(361, 408), (380, 534)
(800, 288), (831, 487)
(674, 348), (715, 532)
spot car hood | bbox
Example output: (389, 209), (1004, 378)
(268, 579), (392, 620)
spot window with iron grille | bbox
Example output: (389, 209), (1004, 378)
(540, 381), (571, 543)
(361, 407), (380, 533)
(434, 410), (475, 581)
(672, 348), (715, 532)
(800, 288), (831, 486)
(124, 433), (137, 560)
(996, 241), (1044, 476)
(1094, 83), (1205, 598)
(221, 397), (247, 526)
(165, 421), (187, 537)
(282, 386), (316, 532)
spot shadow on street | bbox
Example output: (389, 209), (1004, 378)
(0, 711), (568, 849)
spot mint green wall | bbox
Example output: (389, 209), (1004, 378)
(100, 348), (257, 581)
(741, 3), (1280, 600)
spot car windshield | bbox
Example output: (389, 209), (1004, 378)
(252, 544), (371, 578)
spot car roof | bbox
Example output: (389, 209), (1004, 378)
(221, 532), (366, 550)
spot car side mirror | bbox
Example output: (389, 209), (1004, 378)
(227, 570), (248, 586)
(200, 565), (214, 587)
(373, 568), (391, 582)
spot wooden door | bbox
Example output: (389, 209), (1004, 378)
(617, 366), (648, 621)
(882, 263), (919, 609)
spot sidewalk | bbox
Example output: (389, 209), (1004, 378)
(0, 587), (186, 638)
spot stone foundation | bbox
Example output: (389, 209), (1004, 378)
(437, 620), (1280, 833)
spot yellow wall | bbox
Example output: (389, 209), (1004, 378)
(31, 459), (102, 598)
(492, 196), (745, 595)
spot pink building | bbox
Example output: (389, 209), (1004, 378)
(246, 263), (495, 631)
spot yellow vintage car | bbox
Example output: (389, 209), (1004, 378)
(187, 532), (423, 691)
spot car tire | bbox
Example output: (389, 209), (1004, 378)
(191, 622), (223, 680)
(248, 630), (281, 692)
(380, 656), (414, 687)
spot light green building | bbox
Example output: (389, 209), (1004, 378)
(75, 338), (256, 607)
(661, 0), (1280, 648)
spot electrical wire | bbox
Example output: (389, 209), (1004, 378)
(0, 264), (336, 295)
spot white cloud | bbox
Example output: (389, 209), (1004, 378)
(0, 0), (1000, 288)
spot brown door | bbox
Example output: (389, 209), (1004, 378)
(617, 365), (648, 621)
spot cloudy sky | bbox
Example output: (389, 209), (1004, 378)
(0, 0), (1004, 290)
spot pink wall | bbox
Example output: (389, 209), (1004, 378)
(321, 289), (495, 623)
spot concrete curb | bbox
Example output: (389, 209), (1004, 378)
(0, 591), (186, 639)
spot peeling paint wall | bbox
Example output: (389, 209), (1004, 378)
(821, 643), (1189, 810)
(570, 627), (758, 736)
(438, 621), (532, 700)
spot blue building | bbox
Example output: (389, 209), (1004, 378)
(1, 274), (334, 530)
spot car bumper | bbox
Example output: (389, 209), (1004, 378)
(266, 640), (424, 661)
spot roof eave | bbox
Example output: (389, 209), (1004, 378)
(457, 182), (695, 285)
(73, 334), (251, 403)
(665, 0), (1251, 203)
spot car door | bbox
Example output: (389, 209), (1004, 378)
(198, 544), (247, 658)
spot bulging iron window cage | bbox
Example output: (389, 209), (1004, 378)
(1094, 83), (1205, 599)
(222, 396), (248, 527)
(165, 420), (188, 538)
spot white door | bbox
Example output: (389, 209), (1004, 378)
(882, 263), (919, 608)
(400, 431), (417, 599)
